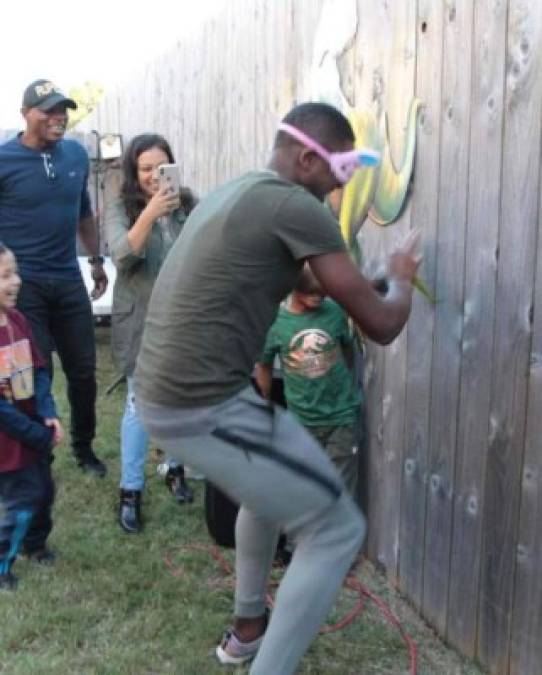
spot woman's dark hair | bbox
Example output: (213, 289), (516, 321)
(120, 133), (197, 225)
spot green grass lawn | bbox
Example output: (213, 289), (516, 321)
(0, 327), (484, 675)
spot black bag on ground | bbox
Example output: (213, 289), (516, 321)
(204, 481), (239, 548)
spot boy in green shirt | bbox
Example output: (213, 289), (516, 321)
(256, 266), (361, 497)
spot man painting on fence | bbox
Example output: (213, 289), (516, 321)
(135, 101), (421, 674)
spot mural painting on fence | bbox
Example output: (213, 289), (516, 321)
(311, 0), (430, 301)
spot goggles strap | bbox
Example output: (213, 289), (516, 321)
(277, 122), (332, 163)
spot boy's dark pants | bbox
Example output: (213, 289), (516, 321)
(309, 425), (360, 498)
(17, 277), (96, 457)
(0, 459), (55, 574)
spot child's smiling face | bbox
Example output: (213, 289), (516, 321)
(0, 250), (21, 314)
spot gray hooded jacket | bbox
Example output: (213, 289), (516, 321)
(105, 197), (187, 376)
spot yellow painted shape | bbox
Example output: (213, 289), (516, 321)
(337, 98), (433, 303)
(339, 109), (381, 251)
(369, 98), (422, 225)
(67, 81), (105, 130)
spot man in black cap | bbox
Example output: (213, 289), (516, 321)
(0, 79), (108, 475)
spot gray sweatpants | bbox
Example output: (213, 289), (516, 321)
(137, 385), (365, 675)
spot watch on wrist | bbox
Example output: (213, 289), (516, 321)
(88, 255), (105, 266)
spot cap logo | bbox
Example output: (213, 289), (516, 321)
(34, 82), (62, 98)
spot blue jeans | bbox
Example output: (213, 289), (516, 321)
(120, 378), (179, 490)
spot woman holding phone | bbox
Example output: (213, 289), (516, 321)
(106, 133), (197, 533)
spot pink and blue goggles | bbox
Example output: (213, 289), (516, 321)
(278, 122), (380, 185)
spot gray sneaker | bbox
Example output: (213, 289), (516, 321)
(216, 629), (264, 666)
(216, 608), (269, 665)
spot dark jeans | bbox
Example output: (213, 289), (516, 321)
(0, 459), (55, 573)
(17, 277), (96, 456)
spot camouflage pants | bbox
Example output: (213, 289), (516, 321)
(308, 424), (359, 499)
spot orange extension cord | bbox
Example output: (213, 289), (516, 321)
(164, 543), (418, 675)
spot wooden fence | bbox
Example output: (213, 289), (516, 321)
(86, 1), (541, 673)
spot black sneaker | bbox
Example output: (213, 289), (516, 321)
(76, 450), (107, 477)
(118, 489), (143, 534)
(22, 547), (56, 565)
(0, 571), (18, 591)
(165, 467), (194, 504)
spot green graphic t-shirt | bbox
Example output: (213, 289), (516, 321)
(261, 299), (361, 426)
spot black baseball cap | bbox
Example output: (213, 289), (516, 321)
(22, 79), (77, 111)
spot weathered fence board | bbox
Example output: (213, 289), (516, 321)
(184, 36), (200, 191)
(446, 0), (507, 657)
(422, 0), (474, 635)
(292, 0), (325, 103)
(399, 0), (443, 611)
(478, 2), (542, 673)
(253, 0), (270, 167)
(236, 0), (257, 178)
(80, 2), (542, 672)
(510, 153), (542, 675)
(198, 17), (215, 193)
(510, 5), (542, 675)
(371, 0), (417, 586)
(480, 12), (541, 675)
(355, 0), (391, 569)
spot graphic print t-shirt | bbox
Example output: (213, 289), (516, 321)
(0, 331), (34, 402)
(0, 309), (45, 471)
(260, 299), (361, 427)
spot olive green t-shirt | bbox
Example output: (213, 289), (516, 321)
(260, 299), (361, 427)
(134, 171), (346, 408)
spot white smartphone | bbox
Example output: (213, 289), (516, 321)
(158, 163), (180, 196)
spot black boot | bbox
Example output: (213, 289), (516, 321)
(74, 446), (107, 477)
(0, 571), (18, 591)
(22, 547), (56, 565)
(119, 489), (142, 533)
(165, 466), (194, 504)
